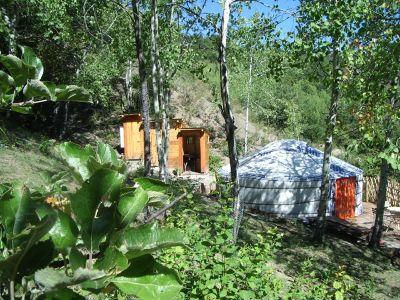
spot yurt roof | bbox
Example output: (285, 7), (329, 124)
(220, 140), (363, 182)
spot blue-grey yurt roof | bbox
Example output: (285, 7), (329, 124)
(220, 140), (363, 182)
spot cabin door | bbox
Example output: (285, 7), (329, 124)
(335, 177), (356, 219)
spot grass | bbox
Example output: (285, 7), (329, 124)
(0, 123), (66, 188)
(241, 213), (400, 300)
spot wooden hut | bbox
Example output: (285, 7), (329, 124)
(121, 114), (209, 173)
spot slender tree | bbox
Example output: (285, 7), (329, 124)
(342, 1), (400, 247)
(132, 0), (151, 176)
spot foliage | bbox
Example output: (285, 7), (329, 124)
(287, 260), (373, 300)
(0, 46), (90, 113)
(0, 142), (187, 299)
(159, 186), (284, 299)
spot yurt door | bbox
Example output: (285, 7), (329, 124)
(335, 177), (356, 219)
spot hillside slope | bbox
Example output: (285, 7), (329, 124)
(170, 75), (277, 157)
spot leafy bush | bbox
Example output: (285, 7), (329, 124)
(0, 141), (187, 300)
(287, 259), (373, 300)
(209, 154), (223, 172)
(159, 189), (284, 299)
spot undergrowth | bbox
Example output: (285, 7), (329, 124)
(160, 183), (375, 300)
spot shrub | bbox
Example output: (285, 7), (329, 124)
(159, 191), (284, 299)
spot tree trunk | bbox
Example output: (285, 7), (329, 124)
(132, 0), (151, 176)
(244, 54), (253, 154)
(125, 59), (134, 110)
(369, 72), (399, 248)
(368, 157), (389, 248)
(161, 86), (171, 181)
(151, 0), (164, 180)
(313, 45), (340, 243)
(219, 0), (240, 239)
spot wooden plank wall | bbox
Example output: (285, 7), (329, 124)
(200, 132), (209, 173)
(123, 117), (143, 160)
(168, 127), (181, 170)
(363, 176), (400, 206)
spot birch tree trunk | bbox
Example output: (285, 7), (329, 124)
(132, 0), (151, 176)
(369, 72), (399, 248)
(161, 86), (171, 181)
(125, 59), (134, 110)
(151, 0), (168, 181)
(151, 0), (164, 180)
(219, 0), (240, 239)
(244, 54), (253, 154)
(313, 45), (340, 243)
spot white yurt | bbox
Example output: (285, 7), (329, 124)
(219, 140), (363, 219)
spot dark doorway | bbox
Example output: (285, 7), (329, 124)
(183, 135), (201, 172)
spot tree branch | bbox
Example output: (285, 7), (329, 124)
(145, 192), (187, 223)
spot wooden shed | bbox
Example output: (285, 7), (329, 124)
(121, 114), (209, 173)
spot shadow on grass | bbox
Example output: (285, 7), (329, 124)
(240, 213), (400, 299)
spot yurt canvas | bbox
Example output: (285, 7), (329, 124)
(219, 140), (363, 219)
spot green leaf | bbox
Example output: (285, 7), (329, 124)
(37, 288), (85, 300)
(17, 240), (55, 278)
(48, 210), (79, 250)
(335, 291), (344, 300)
(118, 187), (149, 227)
(69, 247), (87, 271)
(94, 246), (129, 273)
(239, 290), (256, 299)
(70, 169), (124, 251)
(114, 223), (187, 259)
(135, 178), (169, 193)
(0, 214), (56, 281)
(23, 79), (53, 99)
(12, 186), (38, 238)
(0, 70), (15, 93)
(147, 191), (169, 208)
(96, 142), (120, 166)
(56, 142), (95, 182)
(0, 54), (35, 86)
(55, 85), (91, 103)
(35, 267), (106, 291)
(20, 46), (44, 80)
(11, 105), (33, 114)
(112, 262), (182, 300)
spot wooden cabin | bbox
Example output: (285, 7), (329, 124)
(121, 114), (209, 173)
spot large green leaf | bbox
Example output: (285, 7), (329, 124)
(0, 214), (56, 281)
(56, 142), (95, 182)
(86, 142), (126, 175)
(96, 142), (120, 166)
(135, 178), (169, 193)
(34, 267), (106, 291)
(112, 262), (182, 300)
(17, 240), (55, 279)
(69, 247), (86, 271)
(113, 223), (187, 259)
(70, 169), (124, 251)
(23, 79), (53, 99)
(94, 246), (129, 273)
(0, 70), (15, 93)
(0, 54), (35, 86)
(20, 46), (44, 80)
(12, 186), (37, 239)
(118, 187), (149, 227)
(0, 184), (20, 235)
(55, 85), (90, 103)
(48, 210), (79, 250)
